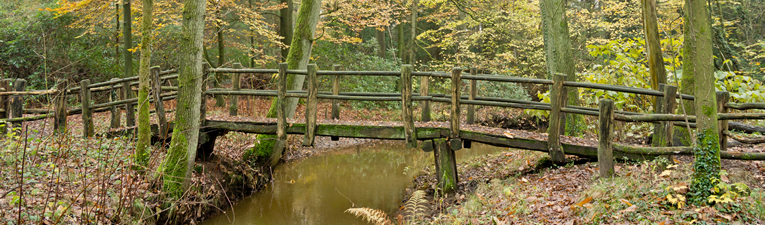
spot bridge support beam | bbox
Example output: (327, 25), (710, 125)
(652, 84), (678, 147)
(401, 65), (417, 148)
(0, 79), (9, 135)
(230, 63), (242, 116)
(450, 67), (462, 142)
(717, 91), (730, 151)
(548, 73), (566, 163)
(330, 64), (342, 141)
(598, 99), (615, 178)
(303, 64), (318, 146)
(80, 79), (94, 138)
(420, 65), (431, 122)
(109, 78), (121, 129)
(434, 138), (458, 193)
(122, 79), (135, 127)
(270, 63), (288, 166)
(54, 79), (67, 134)
(152, 67), (168, 140)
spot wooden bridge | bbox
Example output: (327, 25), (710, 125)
(2, 63), (765, 192)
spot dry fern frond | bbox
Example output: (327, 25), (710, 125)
(405, 190), (429, 221)
(345, 207), (393, 225)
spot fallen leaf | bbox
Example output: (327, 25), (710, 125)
(619, 199), (632, 206)
(659, 170), (672, 178)
(619, 205), (637, 213)
(575, 196), (593, 207)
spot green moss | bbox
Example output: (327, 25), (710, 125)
(703, 105), (716, 117)
(243, 134), (276, 163)
(689, 129), (722, 205)
(161, 130), (190, 200)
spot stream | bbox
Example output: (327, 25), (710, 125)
(202, 141), (508, 225)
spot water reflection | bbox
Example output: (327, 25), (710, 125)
(202, 141), (506, 225)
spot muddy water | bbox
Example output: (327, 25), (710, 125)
(202, 141), (506, 225)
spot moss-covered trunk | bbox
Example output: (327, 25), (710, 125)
(540, 0), (581, 135)
(246, 0), (322, 163)
(214, 8), (226, 107)
(684, 0), (721, 205)
(136, 0), (154, 168)
(123, 1), (133, 79)
(398, 21), (405, 62)
(280, 0), (294, 61)
(376, 27), (386, 58)
(409, 0), (418, 64)
(641, 0), (667, 93)
(160, 0), (206, 200)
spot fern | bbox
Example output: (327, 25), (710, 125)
(404, 190), (428, 221)
(345, 207), (393, 225)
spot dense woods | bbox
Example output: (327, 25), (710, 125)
(3, 0), (765, 223)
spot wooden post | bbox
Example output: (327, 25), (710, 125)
(152, 66), (168, 139)
(548, 73), (566, 162)
(271, 63), (289, 166)
(80, 79), (94, 138)
(420, 65), (431, 122)
(122, 79), (135, 127)
(200, 63), (209, 126)
(467, 67), (477, 125)
(9, 79), (25, 134)
(450, 67), (463, 150)
(230, 63), (242, 116)
(331, 64), (341, 141)
(652, 84), (678, 147)
(434, 138), (458, 193)
(401, 65), (417, 148)
(303, 64), (318, 146)
(109, 78), (121, 129)
(0, 79), (9, 135)
(54, 79), (67, 134)
(717, 91), (730, 151)
(598, 98), (615, 177)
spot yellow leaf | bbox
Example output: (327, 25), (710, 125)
(576, 196), (593, 207)
(659, 170), (672, 178)
(619, 199), (632, 206)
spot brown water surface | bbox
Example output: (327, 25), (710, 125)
(202, 141), (507, 225)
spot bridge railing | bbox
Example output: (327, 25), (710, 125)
(0, 67), (179, 138)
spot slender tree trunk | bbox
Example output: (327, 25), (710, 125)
(123, 0), (133, 79)
(280, 0), (294, 61)
(136, 0), (154, 168)
(540, 0), (580, 136)
(642, 0), (668, 92)
(115, 1), (120, 65)
(398, 21), (405, 62)
(247, 0), (322, 163)
(685, 0), (721, 205)
(409, 0), (418, 64)
(376, 27), (386, 58)
(214, 8), (226, 107)
(160, 0), (206, 200)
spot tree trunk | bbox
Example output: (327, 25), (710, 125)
(115, 2), (120, 67)
(641, 0), (668, 93)
(409, 0), (418, 64)
(136, 0), (154, 168)
(280, 0), (294, 61)
(540, 0), (580, 135)
(398, 21), (405, 62)
(123, 0), (133, 79)
(214, 8), (226, 107)
(160, 0), (206, 200)
(685, 0), (721, 205)
(376, 27), (386, 58)
(247, 0), (322, 163)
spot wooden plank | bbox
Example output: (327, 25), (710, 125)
(122, 79), (135, 127)
(208, 68), (278, 74)
(548, 73), (566, 162)
(598, 99), (614, 177)
(420, 65), (431, 122)
(652, 84), (678, 147)
(109, 78), (122, 129)
(460, 74), (553, 85)
(434, 138), (458, 193)
(0, 79), (9, 135)
(80, 79), (94, 138)
(725, 102), (765, 110)
(422, 139), (434, 152)
(230, 63), (242, 116)
(54, 79), (67, 134)
(450, 67), (462, 141)
(331, 64), (341, 141)
(401, 65), (417, 148)
(303, 64), (318, 146)
(152, 67), (168, 140)
(272, 63), (288, 166)
(564, 81), (664, 97)
(717, 91), (730, 151)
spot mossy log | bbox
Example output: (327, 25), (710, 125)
(725, 102), (765, 110)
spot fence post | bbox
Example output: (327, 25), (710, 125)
(548, 73), (566, 162)
(401, 65), (417, 148)
(200, 63), (209, 126)
(9, 79), (25, 134)
(54, 79), (67, 134)
(450, 67), (463, 150)
(152, 66), (168, 139)
(434, 138), (458, 193)
(303, 64), (318, 147)
(598, 98), (615, 178)
(717, 91), (730, 151)
(652, 84), (678, 147)
(330, 64), (341, 141)
(230, 63), (242, 116)
(467, 67), (477, 125)
(80, 79), (93, 138)
(420, 65), (431, 122)
(0, 79), (9, 135)
(109, 78), (121, 129)
(271, 62), (288, 166)
(122, 79), (135, 127)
